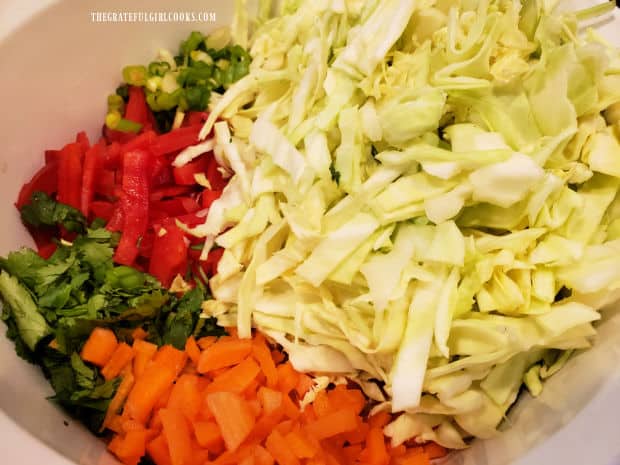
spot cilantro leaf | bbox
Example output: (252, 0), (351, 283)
(20, 191), (86, 233)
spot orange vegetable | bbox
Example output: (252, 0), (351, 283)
(197, 336), (217, 350)
(107, 415), (125, 434)
(276, 362), (299, 395)
(122, 418), (146, 433)
(364, 427), (390, 465)
(206, 358), (261, 394)
(253, 445), (275, 465)
(306, 409), (359, 440)
(131, 327), (148, 340)
(312, 390), (331, 417)
(285, 429), (318, 459)
(198, 338), (252, 373)
(275, 419), (295, 435)
(153, 345), (188, 376)
(252, 334), (278, 388)
(295, 374), (314, 398)
(102, 363), (135, 431)
(328, 385), (365, 415)
(160, 408), (193, 465)
(207, 391), (256, 452)
(257, 387), (283, 416)
(185, 336), (201, 366)
(147, 434), (173, 465)
(81, 327), (118, 367)
(101, 342), (134, 380)
(193, 420), (224, 451)
(265, 430), (300, 465)
(125, 363), (176, 423)
(167, 374), (201, 421)
(397, 450), (431, 465)
(119, 430), (148, 462)
(424, 442), (447, 459)
(281, 393), (301, 420)
(368, 411), (391, 429)
(132, 339), (158, 378)
(343, 444), (363, 462)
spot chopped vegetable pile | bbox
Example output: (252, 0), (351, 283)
(2, 2), (620, 464)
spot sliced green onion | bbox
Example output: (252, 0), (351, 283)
(105, 111), (142, 133)
(146, 76), (162, 93)
(107, 94), (125, 112)
(181, 31), (205, 56)
(148, 61), (171, 77)
(122, 65), (148, 86)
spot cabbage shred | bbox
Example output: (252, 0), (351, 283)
(186, 0), (620, 447)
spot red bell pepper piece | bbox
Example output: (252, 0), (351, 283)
(148, 219), (189, 287)
(150, 156), (173, 187)
(94, 169), (117, 198)
(121, 130), (157, 153)
(172, 155), (209, 185)
(138, 231), (155, 258)
(104, 142), (122, 169)
(203, 247), (224, 277)
(15, 162), (58, 208)
(175, 212), (206, 228)
(206, 159), (228, 191)
(102, 124), (136, 145)
(150, 124), (203, 157)
(75, 131), (91, 152)
(44, 150), (61, 165)
(57, 142), (83, 210)
(149, 185), (193, 201)
(81, 142), (105, 216)
(150, 197), (201, 217)
(125, 86), (150, 128)
(201, 189), (222, 209)
(185, 111), (208, 127)
(90, 201), (116, 222)
(113, 150), (150, 266)
(37, 242), (58, 260)
(106, 206), (125, 232)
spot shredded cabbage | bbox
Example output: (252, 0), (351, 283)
(193, 0), (620, 446)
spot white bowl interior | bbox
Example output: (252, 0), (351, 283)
(0, 2), (619, 465)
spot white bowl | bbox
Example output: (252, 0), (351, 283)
(0, 1), (619, 465)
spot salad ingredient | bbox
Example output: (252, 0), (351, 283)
(91, 325), (445, 465)
(187, 0), (620, 445)
(81, 328), (118, 367)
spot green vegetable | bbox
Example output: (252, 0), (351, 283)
(188, 0), (620, 447)
(122, 65), (148, 86)
(20, 191), (86, 233)
(105, 111), (142, 133)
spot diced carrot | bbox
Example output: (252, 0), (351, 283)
(281, 393), (301, 420)
(193, 420), (224, 451)
(327, 386), (365, 416)
(101, 342), (134, 380)
(116, 430), (148, 462)
(207, 391), (256, 452)
(276, 363), (299, 395)
(423, 442), (447, 459)
(167, 375), (202, 421)
(390, 445), (407, 458)
(226, 327), (239, 339)
(131, 327), (148, 340)
(364, 427), (390, 465)
(253, 445), (275, 465)
(102, 363), (135, 431)
(154, 345), (188, 376)
(285, 429), (318, 459)
(397, 450), (431, 465)
(368, 411), (391, 429)
(300, 405), (317, 424)
(250, 414), (284, 443)
(125, 364), (177, 424)
(132, 339), (158, 379)
(295, 374), (314, 398)
(160, 408), (193, 465)
(149, 409), (163, 431)
(238, 452), (255, 465)
(265, 430), (300, 465)
(206, 358), (261, 394)
(107, 415), (125, 434)
(312, 390), (331, 417)
(247, 399), (262, 418)
(271, 350), (285, 365)
(252, 334), (278, 388)
(122, 418), (146, 433)
(343, 444), (363, 463)
(187, 448), (211, 465)
(341, 421), (369, 445)
(185, 336), (201, 366)
(81, 327), (118, 367)
(198, 338), (252, 373)
(154, 384), (174, 411)
(275, 420), (294, 435)
(257, 387), (283, 416)
(306, 409), (359, 440)
(197, 336), (217, 350)
(147, 434), (173, 465)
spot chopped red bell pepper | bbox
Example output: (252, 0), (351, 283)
(104, 142), (122, 169)
(206, 158), (228, 191)
(203, 247), (224, 277)
(44, 150), (61, 165)
(150, 124), (203, 157)
(125, 86), (150, 129)
(94, 169), (117, 198)
(185, 111), (209, 127)
(102, 124), (136, 145)
(151, 196), (201, 217)
(81, 142), (105, 216)
(113, 150), (150, 266)
(149, 185), (193, 201)
(57, 142), (83, 210)
(176, 212), (206, 228)
(106, 206), (125, 232)
(150, 156), (173, 187)
(148, 218), (189, 287)
(138, 231), (155, 258)
(121, 130), (157, 153)
(201, 189), (222, 209)
(75, 131), (91, 153)
(172, 155), (209, 185)
(90, 201), (115, 222)
(16, 162), (58, 208)
(37, 242), (58, 260)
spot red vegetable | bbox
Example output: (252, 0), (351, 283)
(15, 162), (58, 208)
(148, 219), (189, 287)
(173, 156), (209, 186)
(113, 150), (151, 266)
(81, 142), (105, 216)
(125, 86), (150, 129)
(57, 142), (83, 210)
(151, 125), (203, 157)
